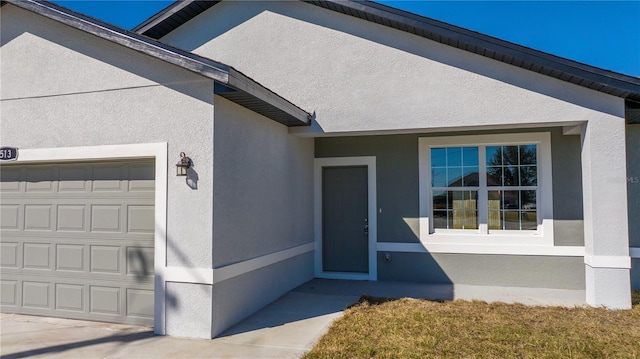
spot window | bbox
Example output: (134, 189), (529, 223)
(485, 144), (537, 230)
(431, 147), (479, 230)
(419, 133), (553, 245)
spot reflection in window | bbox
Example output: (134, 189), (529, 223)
(431, 147), (479, 187)
(433, 190), (478, 229)
(486, 145), (537, 186)
(431, 147), (479, 229)
(486, 144), (537, 231)
(430, 143), (538, 232)
(488, 190), (537, 230)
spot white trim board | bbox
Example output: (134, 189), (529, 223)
(377, 242), (585, 256)
(5, 143), (169, 335)
(584, 255), (631, 269)
(212, 242), (314, 284)
(162, 243), (315, 285)
(314, 157), (377, 281)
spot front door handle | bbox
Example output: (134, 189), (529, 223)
(364, 224), (369, 236)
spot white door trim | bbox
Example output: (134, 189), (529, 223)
(314, 157), (377, 281)
(6, 143), (168, 334)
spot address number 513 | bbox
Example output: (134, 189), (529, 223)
(0, 147), (18, 161)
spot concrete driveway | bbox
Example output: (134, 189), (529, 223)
(0, 284), (359, 359)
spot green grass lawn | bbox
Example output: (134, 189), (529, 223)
(304, 291), (640, 359)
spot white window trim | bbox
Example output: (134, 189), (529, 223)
(314, 157), (377, 281)
(418, 132), (554, 247)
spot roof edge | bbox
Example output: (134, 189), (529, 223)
(7, 0), (230, 82)
(133, 0), (639, 102)
(4, 0), (311, 126)
(320, 1), (640, 90)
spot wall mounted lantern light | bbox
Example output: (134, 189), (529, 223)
(176, 152), (192, 176)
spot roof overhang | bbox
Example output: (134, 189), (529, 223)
(134, 0), (640, 112)
(2, 0), (312, 127)
(626, 100), (640, 125)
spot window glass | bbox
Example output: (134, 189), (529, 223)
(486, 144), (537, 190)
(432, 190), (478, 229)
(486, 189), (537, 230)
(431, 146), (480, 230)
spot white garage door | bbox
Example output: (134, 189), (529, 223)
(0, 160), (155, 326)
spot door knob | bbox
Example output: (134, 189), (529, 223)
(364, 224), (369, 235)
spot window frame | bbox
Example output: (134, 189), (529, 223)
(418, 132), (554, 246)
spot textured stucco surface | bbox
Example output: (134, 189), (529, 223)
(377, 252), (585, 290)
(585, 265), (631, 309)
(160, 0), (623, 134)
(210, 252), (314, 337)
(212, 96), (314, 267)
(1, 5), (215, 270)
(315, 127), (585, 246)
(627, 124), (640, 247)
(581, 118), (630, 257)
(165, 282), (212, 339)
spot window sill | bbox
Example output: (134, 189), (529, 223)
(423, 232), (552, 246)
(377, 241), (584, 257)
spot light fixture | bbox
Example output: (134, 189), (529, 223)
(176, 152), (191, 176)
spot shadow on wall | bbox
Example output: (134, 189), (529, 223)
(186, 167), (198, 190)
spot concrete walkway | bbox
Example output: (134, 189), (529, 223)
(0, 282), (359, 359)
(0, 279), (585, 358)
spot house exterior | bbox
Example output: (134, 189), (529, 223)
(1, 0), (638, 340)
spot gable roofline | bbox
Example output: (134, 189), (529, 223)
(133, 0), (640, 105)
(1, 0), (312, 127)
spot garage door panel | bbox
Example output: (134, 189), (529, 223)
(0, 160), (154, 326)
(58, 165), (88, 192)
(1, 280), (18, 306)
(22, 281), (50, 309)
(56, 244), (85, 272)
(90, 286), (120, 315)
(92, 164), (125, 192)
(0, 205), (20, 230)
(126, 289), (154, 318)
(1, 242), (18, 267)
(24, 205), (53, 231)
(55, 283), (84, 312)
(129, 163), (155, 191)
(91, 205), (122, 232)
(90, 245), (121, 274)
(0, 168), (21, 191)
(127, 247), (154, 276)
(23, 243), (51, 269)
(57, 205), (87, 231)
(127, 205), (154, 233)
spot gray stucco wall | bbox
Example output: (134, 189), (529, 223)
(160, 0), (623, 135)
(316, 128), (585, 289)
(377, 252), (585, 290)
(210, 97), (314, 336)
(627, 124), (640, 248)
(1, 5), (215, 269)
(212, 97), (314, 267)
(315, 127), (584, 246)
(210, 252), (314, 337)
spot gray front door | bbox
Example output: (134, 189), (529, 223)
(322, 166), (368, 273)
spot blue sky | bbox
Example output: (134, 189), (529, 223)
(53, 0), (640, 77)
